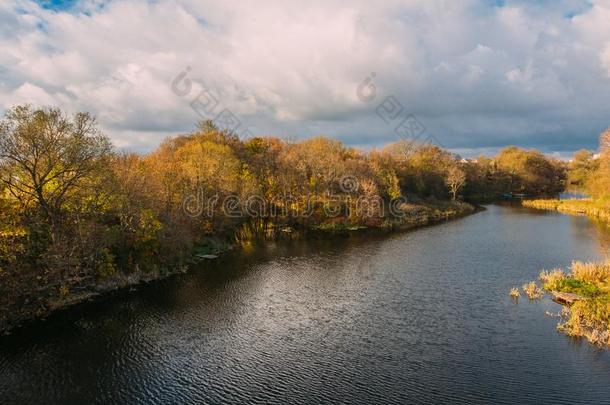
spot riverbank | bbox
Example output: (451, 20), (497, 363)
(0, 200), (477, 335)
(518, 198), (610, 347)
(522, 199), (610, 223)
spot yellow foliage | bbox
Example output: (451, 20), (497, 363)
(571, 260), (610, 284)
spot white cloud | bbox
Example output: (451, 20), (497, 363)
(0, 0), (609, 155)
(11, 82), (63, 105)
(602, 43), (610, 76)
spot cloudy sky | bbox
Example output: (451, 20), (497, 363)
(1, 0), (610, 157)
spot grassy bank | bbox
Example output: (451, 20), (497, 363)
(515, 260), (610, 347)
(517, 199), (610, 347)
(309, 200), (477, 234)
(0, 200), (476, 335)
(523, 199), (610, 223)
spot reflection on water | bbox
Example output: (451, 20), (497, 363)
(559, 191), (590, 200)
(585, 219), (610, 256)
(1, 205), (610, 404)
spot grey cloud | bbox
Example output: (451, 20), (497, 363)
(0, 0), (609, 157)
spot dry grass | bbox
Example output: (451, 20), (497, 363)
(523, 199), (610, 223)
(539, 268), (567, 290)
(529, 260), (610, 347)
(522, 281), (543, 299)
(557, 298), (610, 347)
(571, 260), (610, 284)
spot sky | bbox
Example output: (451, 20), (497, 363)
(1, 0), (610, 157)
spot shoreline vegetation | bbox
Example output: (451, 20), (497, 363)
(518, 200), (610, 348)
(523, 199), (610, 224)
(514, 260), (610, 347)
(4, 200), (478, 335)
(514, 131), (610, 348)
(0, 105), (567, 334)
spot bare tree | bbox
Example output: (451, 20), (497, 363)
(445, 164), (466, 200)
(0, 105), (113, 240)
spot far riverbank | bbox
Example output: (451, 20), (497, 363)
(522, 199), (610, 223)
(0, 200), (478, 335)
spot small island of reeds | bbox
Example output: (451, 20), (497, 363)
(516, 260), (610, 347)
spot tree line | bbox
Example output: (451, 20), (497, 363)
(566, 129), (610, 200)
(0, 105), (567, 326)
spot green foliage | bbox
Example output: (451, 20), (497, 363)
(95, 248), (116, 279)
(194, 238), (231, 256)
(551, 278), (601, 297)
(137, 209), (162, 243)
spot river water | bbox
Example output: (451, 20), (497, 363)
(2, 204), (610, 404)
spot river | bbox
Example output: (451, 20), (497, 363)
(1, 204), (610, 404)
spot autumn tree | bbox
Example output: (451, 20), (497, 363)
(568, 149), (597, 191)
(460, 157), (509, 201)
(495, 146), (565, 195)
(585, 154), (610, 200)
(0, 105), (113, 240)
(400, 145), (454, 198)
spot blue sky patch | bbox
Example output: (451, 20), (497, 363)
(34, 0), (79, 12)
